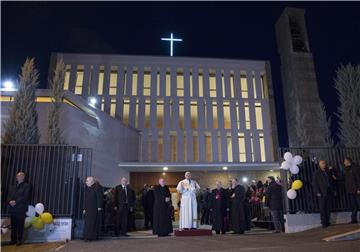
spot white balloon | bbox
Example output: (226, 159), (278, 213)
(280, 161), (291, 170)
(26, 205), (36, 217)
(290, 165), (299, 174)
(293, 155), (303, 165)
(284, 152), (293, 162)
(35, 203), (44, 215)
(287, 189), (297, 199)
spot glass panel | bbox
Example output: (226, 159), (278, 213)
(170, 132), (177, 162)
(143, 71), (151, 96)
(156, 100), (164, 128)
(166, 71), (171, 96)
(123, 98), (130, 125)
(205, 133), (212, 162)
(157, 70), (160, 97)
(158, 132), (164, 161)
(98, 66), (104, 95)
(177, 72), (184, 97)
(244, 102), (250, 129)
(227, 133), (233, 162)
(109, 68), (117, 96)
(145, 99), (150, 128)
(198, 72), (204, 97)
(238, 133), (246, 162)
(259, 133), (266, 162)
(212, 101), (218, 129)
(230, 72), (235, 98)
(190, 101), (198, 129)
(255, 103), (263, 130)
(189, 71), (193, 97)
(75, 65), (84, 95)
(64, 65), (71, 90)
(132, 70), (138, 96)
(252, 74), (257, 99)
(240, 75), (248, 98)
(223, 101), (231, 129)
(110, 98), (116, 117)
(217, 133), (222, 162)
(179, 100), (184, 129)
(209, 72), (216, 97)
(193, 132), (199, 162)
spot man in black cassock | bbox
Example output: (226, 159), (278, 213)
(114, 177), (134, 236)
(230, 178), (246, 234)
(210, 181), (229, 234)
(83, 177), (103, 241)
(225, 180), (233, 231)
(312, 160), (334, 228)
(8, 172), (31, 246)
(152, 178), (173, 237)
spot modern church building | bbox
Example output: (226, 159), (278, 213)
(2, 7), (321, 190)
(46, 52), (280, 189)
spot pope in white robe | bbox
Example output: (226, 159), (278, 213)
(176, 172), (200, 229)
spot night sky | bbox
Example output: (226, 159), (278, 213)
(2, 2), (360, 147)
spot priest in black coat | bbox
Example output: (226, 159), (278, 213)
(210, 181), (229, 234)
(8, 172), (31, 246)
(83, 177), (103, 241)
(114, 177), (135, 236)
(152, 178), (173, 237)
(230, 178), (246, 234)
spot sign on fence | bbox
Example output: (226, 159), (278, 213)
(25, 218), (72, 242)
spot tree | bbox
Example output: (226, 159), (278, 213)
(317, 102), (334, 147)
(48, 58), (66, 144)
(2, 58), (40, 144)
(335, 64), (360, 147)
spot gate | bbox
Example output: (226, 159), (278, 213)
(278, 147), (360, 214)
(1, 144), (92, 219)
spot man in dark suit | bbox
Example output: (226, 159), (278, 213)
(8, 172), (31, 246)
(265, 176), (284, 233)
(343, 157), (360, 224)
(312, 160), (333, 228)
(114, 177), (134, 236)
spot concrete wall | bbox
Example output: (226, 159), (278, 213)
(1, 90), (140, 187)
(284, 212), (358, 233)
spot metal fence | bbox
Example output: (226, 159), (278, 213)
(278, 147), (360, 214)
(1, 144), (92, 219)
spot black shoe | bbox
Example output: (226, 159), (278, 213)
(350, 220), (358, 224)
(221, 231), (226, 234)
(121, 233), (130, 237)
(190, 228), (197, 230)
(16, 241), (22, 246)
(272, 230), (281, 234)
(215, 231), (220, 234)
(9, 241), (16, 245)
(322, 224), (328, 228)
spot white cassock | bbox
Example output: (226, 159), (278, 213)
(176, 179), (200, 229)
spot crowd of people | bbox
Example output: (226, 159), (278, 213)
(5, 157), (359, 245)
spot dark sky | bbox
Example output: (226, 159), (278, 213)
(2, 2), (360, 147)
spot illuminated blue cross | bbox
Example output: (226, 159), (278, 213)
(161, 33), (183, 57)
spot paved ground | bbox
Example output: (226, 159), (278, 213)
(1, 224), (359, 252)
(58, 224), (359, 252)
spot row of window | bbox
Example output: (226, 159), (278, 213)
(102, 98), (264, 131)
(64, 65), (269, 99)
(143, 131), (266, 163)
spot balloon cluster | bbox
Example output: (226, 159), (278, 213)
(24, 203), (54, 230)
(280, 152), (304, 200)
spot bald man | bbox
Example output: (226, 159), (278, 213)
(8, 172), (31, 246)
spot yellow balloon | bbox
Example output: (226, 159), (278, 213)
(40, 212), (53, 224)
(292, 180), (303, 190)
(31, 217), (45, 230)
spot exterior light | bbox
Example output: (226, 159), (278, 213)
(88, 97), (97, 107)
(162, 172), (166, 176)
(1, 80), (16, 91)
(242, 177), (248, 183)
(222, 166), (228, 170)
(270, 169), (274, 172)
(163, 167), (168, 171)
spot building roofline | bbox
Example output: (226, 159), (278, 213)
(51, 52), (269, 67)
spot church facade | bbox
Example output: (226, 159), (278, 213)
(48, 53), (280, 189)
